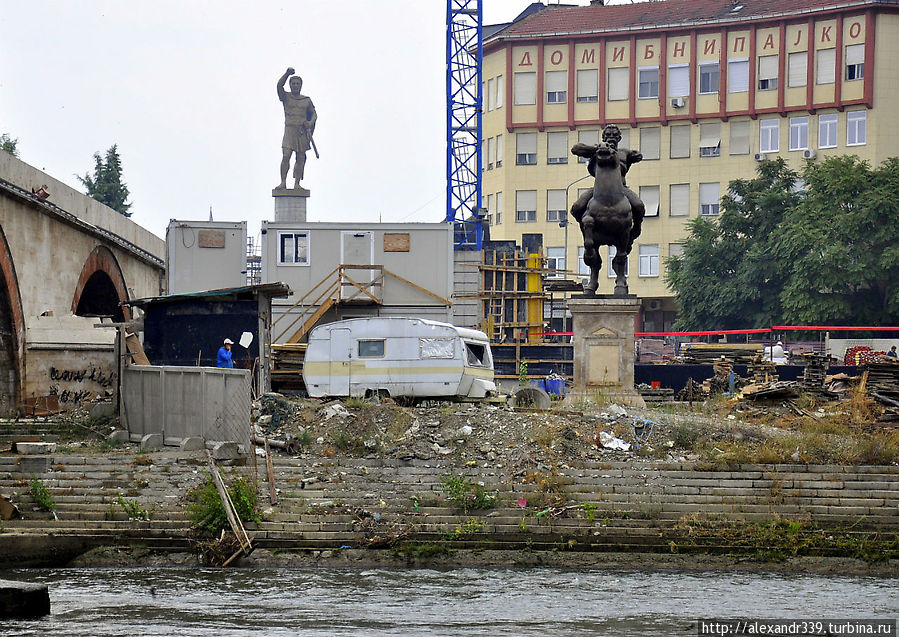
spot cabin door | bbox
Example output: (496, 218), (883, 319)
(340, 231), (375, 297)
(329, 328), (352, 395)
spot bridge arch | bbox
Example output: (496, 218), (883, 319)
(72, 245), (131, 322)
(0, 225), (25, 414)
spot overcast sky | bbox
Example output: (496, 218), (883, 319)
(1, 1), (590, 241)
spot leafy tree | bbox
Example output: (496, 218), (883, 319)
(666, 158), (800, 330)
(1, 133), (19, 157)
(778, 156), (899, 325)
(77, 144), (132, 216)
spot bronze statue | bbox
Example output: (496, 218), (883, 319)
(569, 124), (645, 296)
(277, 67), (318, 190)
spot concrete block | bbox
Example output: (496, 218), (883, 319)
(107, 430), (130, 445)
(16, 457), (50, 474)
(89, 402), (116, 420)
(0, 579), (50, 618)
(14, 442), (56, 454)
(212, 441), (241, 460)
(140, 434), (163, 451)
(179, 437), (205, 451)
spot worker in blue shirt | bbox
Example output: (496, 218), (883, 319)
(217, 338), (234, 368)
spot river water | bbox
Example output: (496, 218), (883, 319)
(2, 566), (896, 636)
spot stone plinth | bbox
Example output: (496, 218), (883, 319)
(272, 187), (309, 222)
(569, 295), (645, 407)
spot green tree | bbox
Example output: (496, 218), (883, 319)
(1, 133), (19, 157)
(77, 145), (132, 216)
(778, 156), (899, 325)
(666, 158), (801, 330)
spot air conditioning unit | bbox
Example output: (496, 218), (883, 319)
(671, 97), (685, 108)
(753, 153), (767, 162)
(803, 149), (817, 160)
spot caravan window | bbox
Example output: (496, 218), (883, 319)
(420, 338), (455, 359)
(464, 342), (487, 367)
(358, 339), (385, 358)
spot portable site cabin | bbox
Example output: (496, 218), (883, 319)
(302, 317), (496, 399)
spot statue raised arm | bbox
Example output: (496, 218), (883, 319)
(277, 67), (317, 190)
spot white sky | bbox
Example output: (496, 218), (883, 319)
(1, 1), (589, 241)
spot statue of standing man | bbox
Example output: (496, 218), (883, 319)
(277, 67), (317, 190)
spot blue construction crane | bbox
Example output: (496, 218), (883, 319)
(446, 0), (484, 250)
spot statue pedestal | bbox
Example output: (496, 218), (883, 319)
(272, 187), (309, 222)
(569, 295), (645, 407)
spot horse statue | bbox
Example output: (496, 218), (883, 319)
(570, 134), (645, 296)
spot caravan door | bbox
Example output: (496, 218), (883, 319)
(329, 327), (352, 395)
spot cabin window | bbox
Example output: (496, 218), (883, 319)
(420, 338), (455, 359)
(279, 232), (309, 265)
(357, 339), (385, 358)
(465, 342), (487, 367)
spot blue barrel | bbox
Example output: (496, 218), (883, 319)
(530, 379), (547, 392)
(544, 378), (565, 397)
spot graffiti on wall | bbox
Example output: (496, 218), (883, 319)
(47, 365), (117, 405)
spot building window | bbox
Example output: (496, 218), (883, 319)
(638, 244), (659, 277)
(513, 71), (536, 105)
(759, 118), (780, 153)
(487, 78), (495, 111)
(847, 110), (866, 146)
(816, 49), (835, 85)
(279, 231), (309, 265)
(608, 67), (629, 101)
(577, 130), (599, 163)
(669, 184), (690, 217)
(669, 125), (690, 159)
(481, 139), (487, 172)
(546, 247), (566, 277)
(788, 52), (808, 88)
(487, 137), (495, 170)
(699, 122), (721, 157)
(546, 131), (568, 164)
(495, 134), (503, 167)
(668, 64), (689, 97)
(818, 113), (837, 149)
(640, 185), (660, 217)
(516, 132), (537, 165)
(515, 190), (537, 223)
(845, 44), (864, 81)
(699, 63), (719, 94)
(728, 59), (749, 93)
(577, 187), (591, 201)
(789, 116), (809, 151)
(486, 194), (493, 225)
(496, 75), (504, 109)
(758, 55), (778, 90)
(638, 67), (659, 99)
(358, 339), (385, 358)
(546, 189), (567, 223)
(545, 70), (567, 103)
(639, 127), (661, 160)
(700, 182), (720, 216)
(618, 128), (630, 149)
(576, 69), (598, 102)
(730, 120), (750, 155)
(608, 245), (629, 278)
(668, 243), (685, 258)
(495, 192), (503, 225)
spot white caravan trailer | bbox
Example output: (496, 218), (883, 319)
(302, 317), (496, 400)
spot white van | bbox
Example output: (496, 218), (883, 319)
(302, 317), (496, 400)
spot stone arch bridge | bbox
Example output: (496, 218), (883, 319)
(0, 153), (164, 415)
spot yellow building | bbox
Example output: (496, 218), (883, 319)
(481, 0), (898, 331)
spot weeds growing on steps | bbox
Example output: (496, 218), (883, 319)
(185, 471), (263, 535)
(29, 475), (55, 512)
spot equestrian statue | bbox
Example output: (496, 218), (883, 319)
(569, 124), (645, 296)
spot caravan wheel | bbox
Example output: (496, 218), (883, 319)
(364, 389), (390, 404)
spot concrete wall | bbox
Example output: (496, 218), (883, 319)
(166, 220), (247, 294)
(122, 365), (251, 451)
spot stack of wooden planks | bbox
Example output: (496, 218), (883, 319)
(866, 357), (899, 422)
(271, 343), (307, 392)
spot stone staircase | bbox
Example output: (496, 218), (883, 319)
(1, 451), (897, 565)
